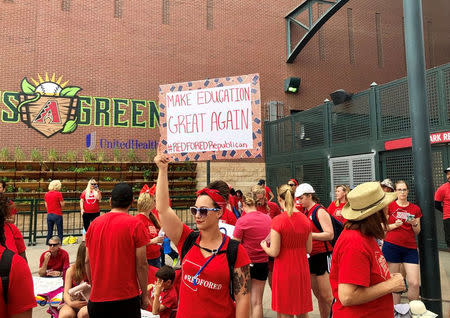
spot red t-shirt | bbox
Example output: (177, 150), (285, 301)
(86, 211), (150, 302)
(149, 286), (178, 318)
(233, 211), (271, 263)
(253, 202), (281, 219)
(4, 223), (26, 254)
(136, 213), (161, 260)
(435, 182), (450, 219)
(8, 199), (17, 216)
(39, 248), (70, 273)
(44, 190), (64, 215)
(0, 246), (36, 318)
(327, 201), (347, 224)
(385, 201), (422, 249)
(305, 204), (333, 255)
(264, 186), (272, 201)
(220, 208), (237, 226)
(80, 190), (101, 213)
(329, 229), (393, 318)
(176, 224), (250, 318)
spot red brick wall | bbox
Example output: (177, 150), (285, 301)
(0, 0), (448, 160)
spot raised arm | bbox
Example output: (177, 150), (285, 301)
(154, 152), (183, 245)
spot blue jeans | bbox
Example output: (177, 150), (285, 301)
(46, 213), (63, 244)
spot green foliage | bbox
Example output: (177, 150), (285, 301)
(0, 148), (10, 161)
(47, 149), (59, 162)
(97, 151), (105, 163)
(113, 149), (121, 162)
(83, 150), (96, 162)
(143, 169), (153, 180)
(146, 149), (156, 162)
(103, 176), (113, 181)
(127, 149), (140, 163)
(14, 147), (26, 161)
(31, 148), (43, 162)
(64, 150), (78, 162)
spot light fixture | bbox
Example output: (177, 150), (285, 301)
(284, 77), (301, 94)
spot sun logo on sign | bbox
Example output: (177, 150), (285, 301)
(18, 73), (82, 138)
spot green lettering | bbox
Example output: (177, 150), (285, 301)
(112, 98), (129, 127)
(131, 100), (146, 128)
(78, 96), (92, 126)
(148, 100), (160, 128)
(2, 91), (20, 123)
(94, 97), (111, 126)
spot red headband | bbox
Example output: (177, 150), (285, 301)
(196, 188), (227, 208)
(289, 179), (298, 186)
(140, 184), (156, 196)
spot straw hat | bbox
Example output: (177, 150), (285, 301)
(409, 300), (438, 318)
(341, 182), (397, 221)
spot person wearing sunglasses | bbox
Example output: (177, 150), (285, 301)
(38, 235), (69, 277)
(80, 179), (102, 232)
(154, 152), (251, 318)
(287, 179), (298, 189)
(382, 180), (421, 304)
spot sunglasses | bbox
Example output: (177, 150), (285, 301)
(48, 243), (59, 247)
(91, 183), (97, 185)
(288, 183), (296, 186)
(190, 206), (220, 217)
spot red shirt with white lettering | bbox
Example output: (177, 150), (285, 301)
(0, 246), (36, 318)
(329, 229), (393, 318)
(136, 213), (161, 260)
(220, 208), (237, 225)
(80, 190), (101, 213)
(435, 182), (450, 219)
(233, 211), (271, 263)
(4, 223), (26, 254)
(176, 224), (250, 318)
(86, 211), (150, 302)
(44, 190), (64, 215)
(385, 201), (422, 249)
(39, 248), (70, 274)
(327, 202), (347, 224)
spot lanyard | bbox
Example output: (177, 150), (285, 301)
(192, 227), (227, 286)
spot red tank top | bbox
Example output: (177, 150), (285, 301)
(305, 204), (333, 255)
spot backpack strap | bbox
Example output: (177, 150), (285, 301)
(0, 248), (14, 304)
(310, 205), (330, 253)
(226, 238), (239, 302)
(180, 231), (200, 262)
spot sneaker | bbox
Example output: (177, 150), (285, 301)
(172, 258), (178, 267)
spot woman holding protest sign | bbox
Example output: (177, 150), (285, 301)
(382, 180), (421, 304)
(261, 184), (312, 318)
(154, 149), (251, 318)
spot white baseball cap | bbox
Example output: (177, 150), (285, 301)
(295, 183), (315, 197)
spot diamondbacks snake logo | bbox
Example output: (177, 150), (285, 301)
(17, 73), (82, 138)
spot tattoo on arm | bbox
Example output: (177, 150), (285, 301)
(233, 264), (250, 297)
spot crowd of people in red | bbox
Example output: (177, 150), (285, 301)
(1, 160), (448, 318)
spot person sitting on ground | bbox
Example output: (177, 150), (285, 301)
(148, 265), (178, 318)
(38, 235), (70, 277)
(59, 241), (89, 318)
(0, 193), (36, 318)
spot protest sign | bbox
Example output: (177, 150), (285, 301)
(159, 74), (262, 161)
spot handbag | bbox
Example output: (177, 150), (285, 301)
(68, 282), (91, 301)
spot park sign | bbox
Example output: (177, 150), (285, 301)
(158, 74), (262, 161)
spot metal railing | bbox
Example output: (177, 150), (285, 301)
(12, 197), (195, 245)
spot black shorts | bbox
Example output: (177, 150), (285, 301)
(88, 296), (140, 318)
(308, 252), (331, 276)
(250, 262), (269, 281)
(444, 218), (450, 247)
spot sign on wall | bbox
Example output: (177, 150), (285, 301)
(158, 74), (262, 161)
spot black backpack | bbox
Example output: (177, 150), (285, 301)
(311, 205), (344, 249)
(0, 248), (14, 304)
(180, 231), (239, 301)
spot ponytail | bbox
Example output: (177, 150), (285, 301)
(277, 184), (295, 217)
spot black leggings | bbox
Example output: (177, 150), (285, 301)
(82, 212), (100, 231)
(88, 296), (140, 318)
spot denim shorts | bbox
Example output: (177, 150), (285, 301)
(382, 241), (419, 264)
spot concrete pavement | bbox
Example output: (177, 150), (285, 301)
(26, 239), (449, 317)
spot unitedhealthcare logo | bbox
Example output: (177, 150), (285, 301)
(85, 132), (158, 150)
(86, 132), (96, 150)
